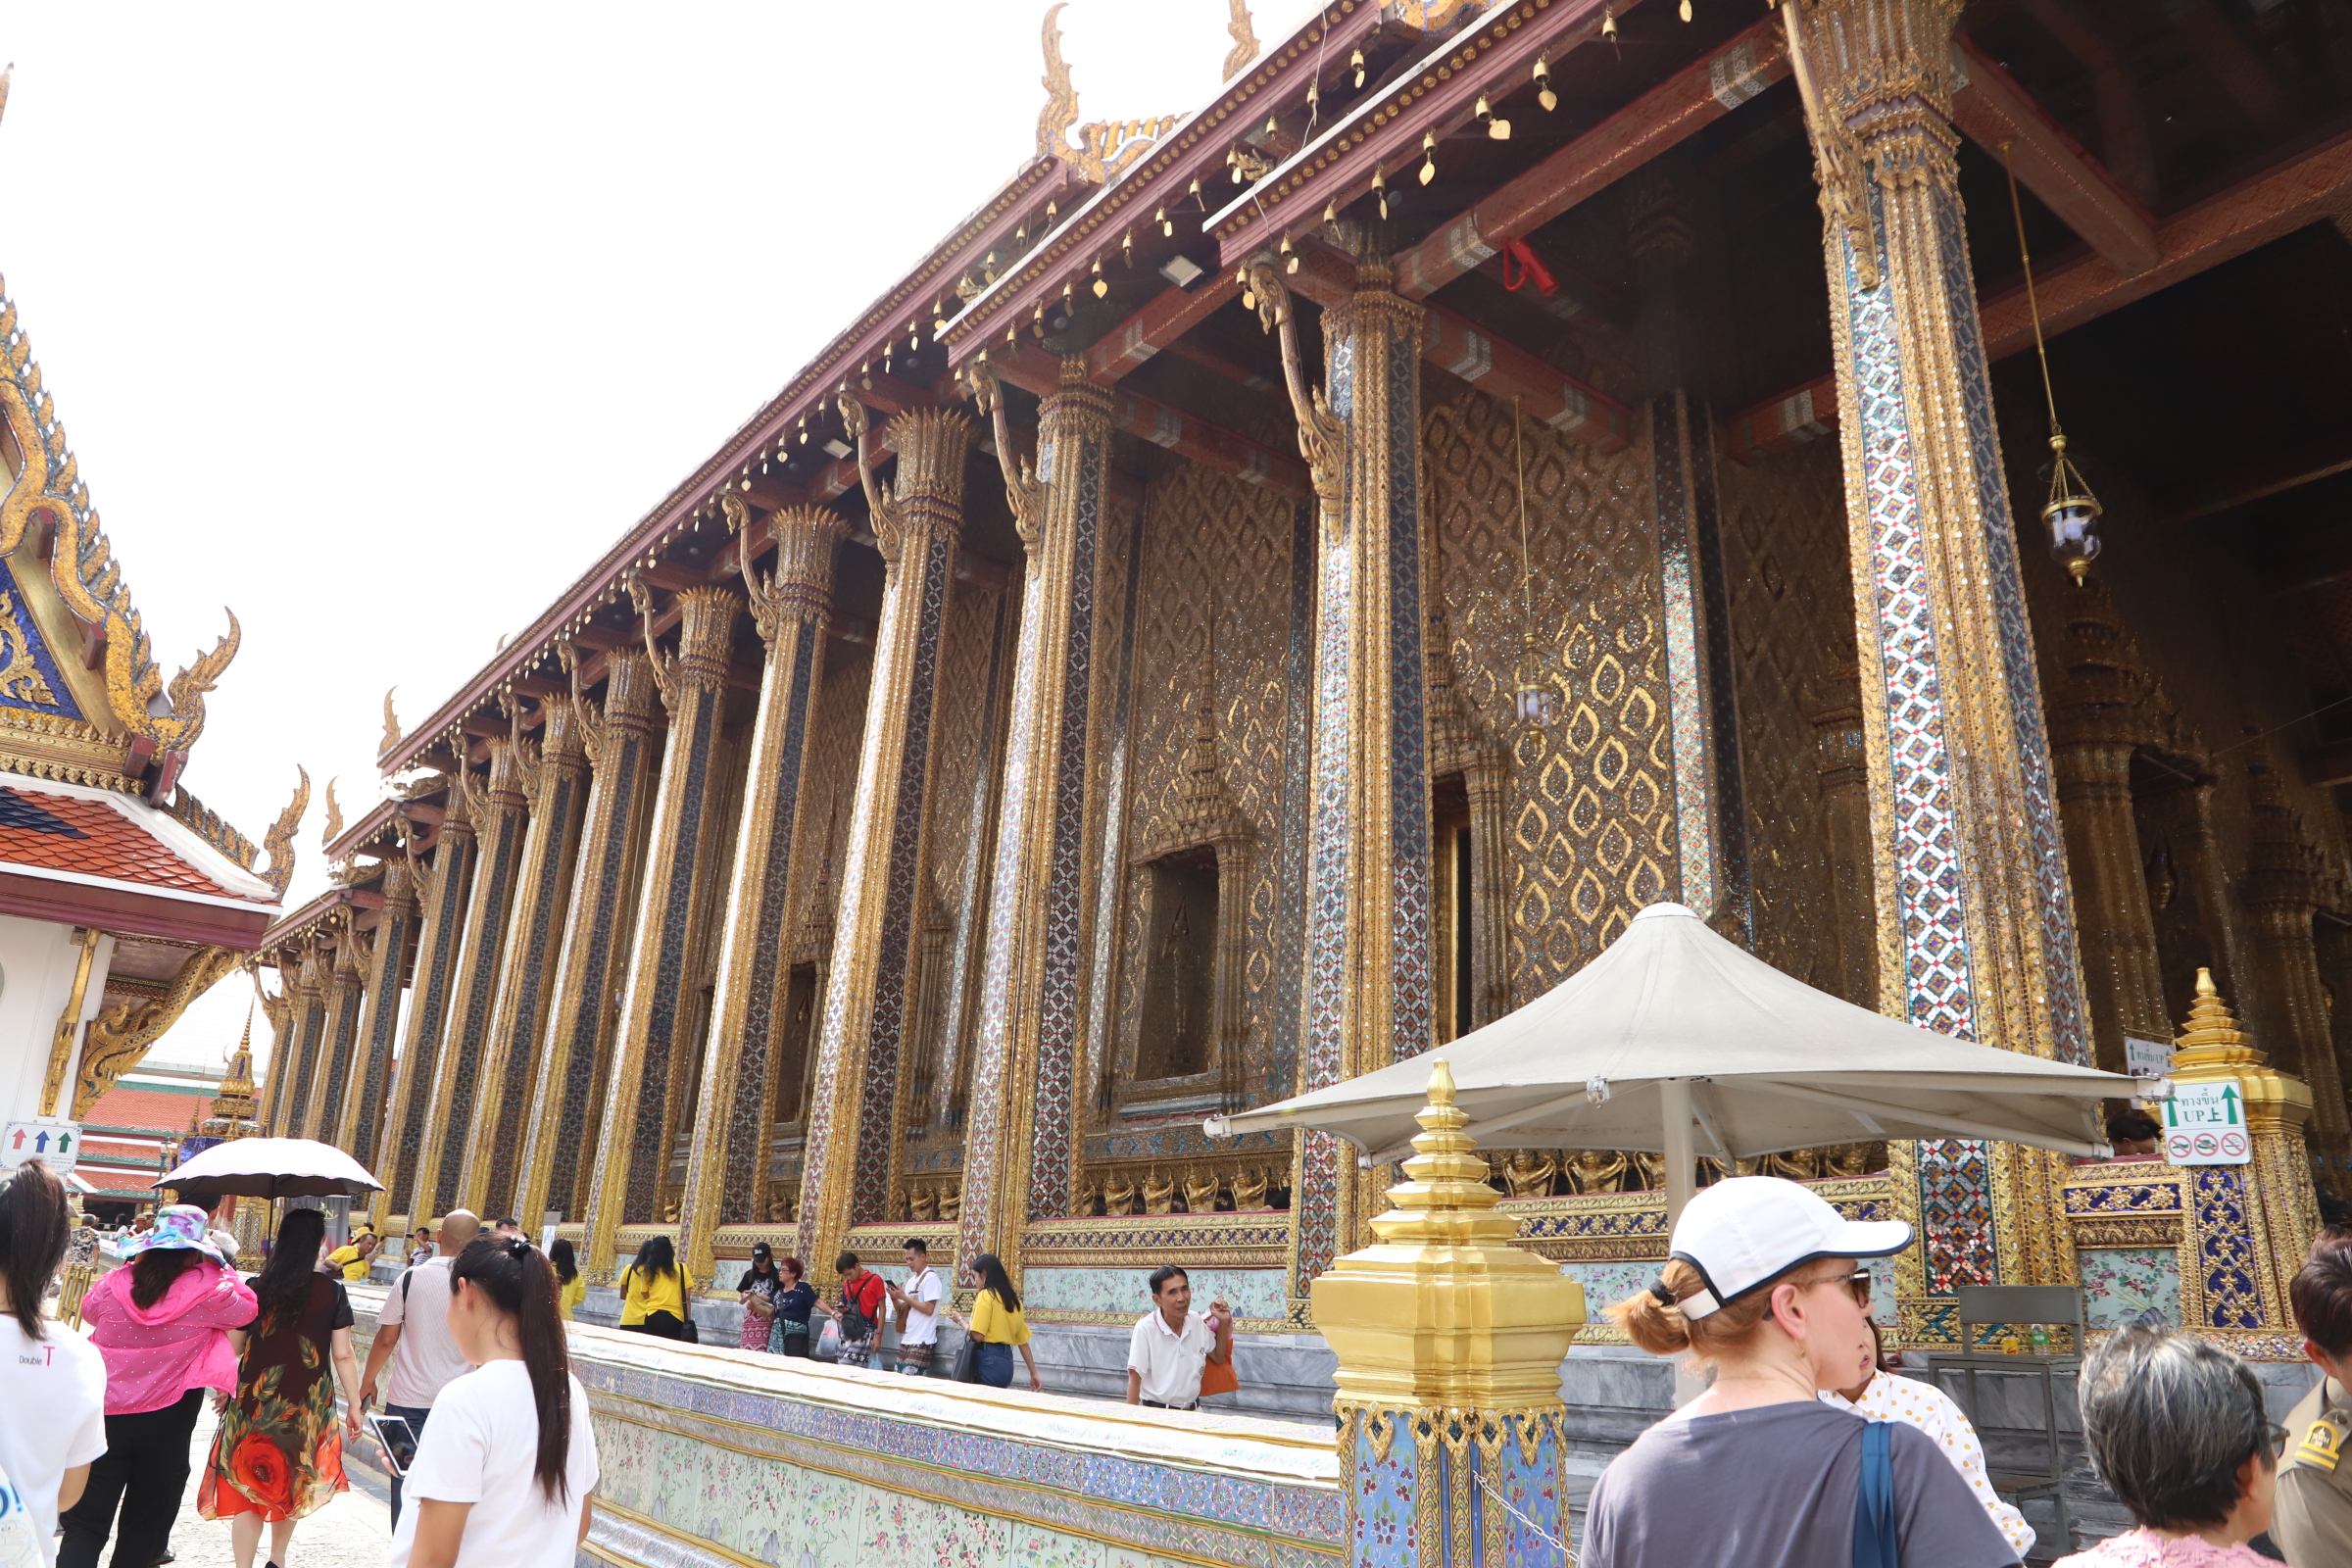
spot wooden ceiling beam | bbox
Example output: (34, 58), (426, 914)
(1724, 374), (1838, 466)
(990, 342), (1313, 498)
(1981, 124), (2352, 360)
(1393, 19), (1788, 300)
(1087, 273), (1248, 382)
(1949, 36), (2157, 277)
(2166, 424), (2352, 527)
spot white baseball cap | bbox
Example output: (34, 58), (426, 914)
(1667, 1176), (1912, 1319)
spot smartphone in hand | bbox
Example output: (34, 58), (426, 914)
(366, 1412), (420, 1477)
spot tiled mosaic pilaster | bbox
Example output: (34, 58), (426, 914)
(1807, 0), (2093, 1305)
(377, 790), (475, 1222)
(1284, 265), (1436, 1311)
(960, 360), (1113, 1267)
(798, 405), (970, 1274)
(678, 508), (847, 1282)
(336, 860), (416, 1225)
(414, 737), (535, 1221)
(463, 695), (592, 1220)
(272, 944), (328, 1140)
(300, 941), (365, 1144)
(514, 650), (662, 1235)
(1340, 1411), (1564, 1568)
(582, 585), (744, 1273)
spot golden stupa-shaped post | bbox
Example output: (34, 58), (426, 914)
(2169, 968), (2322, 1328)
(1313, 1058), (1584, 1565)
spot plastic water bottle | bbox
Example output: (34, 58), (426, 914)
(2030, 1323), (2051, 1355)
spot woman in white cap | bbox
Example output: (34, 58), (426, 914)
(1583, 1176), (2022, 1568)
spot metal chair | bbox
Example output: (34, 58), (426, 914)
(1923, 1284), (2084, 1558)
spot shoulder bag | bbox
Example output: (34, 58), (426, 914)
(1851, 1419), (1897, 1568)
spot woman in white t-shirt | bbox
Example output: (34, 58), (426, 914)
(388, 1236), (598, 1568)
(0, 1160), (109, 1568)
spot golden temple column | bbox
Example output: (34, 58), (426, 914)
(412, 738), (534, 1220)
(795, 401), (970, 1272)
(956, 357), (1112, 1270)
(1318, 1057), (1584, 1561)
(1792, 0), (2094, 1296)
(333, 862), (417, 1206)
(580, 585), (744, 1274)
(272, 943), (328, 1139)
(2313, 922), (2352, 1193)
(1812, 683), (1878, 1007)
(378, 791), (476, 1224)
(514, 650), (662, 1231)
(256, 982), (294, 1138)
(2244, 760), (2352, 1166)
(2046, 581), (2170, 1077)
(303, 935), (368, 1143)
(1247, 246), (1437, 1312)
(461, 696), (593, 1219)
(677, 505), (847, 1282)
(2168, 971), (2323, 1330)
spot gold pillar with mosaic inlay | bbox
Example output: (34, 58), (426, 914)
(273, 942), (329, 1140)
(796, 401), (970, 1278)
(304, 934), (367, 1143)
(461, 695), (593, 1220)
(515, 649), (663, 1233)
(581, 585), (744, 1275)
(412, 736), (535, 1221)
(1245, 244), (1437, 1312)
(335, 861), (417, 1224)
(956, 356), (1113, 1273)
(1793, 0), (2092, 1300)
(378, 787), (476, 1224)
(678, 505), (847, 1283)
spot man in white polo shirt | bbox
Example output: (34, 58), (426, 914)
(1125, 1265), (1231, 1411)
(361, 1209), (481, 1524)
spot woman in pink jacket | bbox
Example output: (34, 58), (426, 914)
(58, 1203), (256, 1568)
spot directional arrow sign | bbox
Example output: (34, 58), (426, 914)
(2162, 1081), (2250, 1166)
(0, 1118), (81, 1174)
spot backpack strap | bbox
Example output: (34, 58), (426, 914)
(1852, 1420), (1898, 1568)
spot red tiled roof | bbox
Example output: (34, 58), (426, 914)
(0, 787), (230, 897)
(83, 1085), (211, 1135)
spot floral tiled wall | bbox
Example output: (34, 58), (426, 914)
(1024, 1267), (1290, 1322)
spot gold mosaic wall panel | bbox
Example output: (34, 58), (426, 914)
(1714, 439), (1863, 999)
(1421, 378), (1674, 1003)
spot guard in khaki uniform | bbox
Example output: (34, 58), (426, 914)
(2274, 1375), (2352, 1564)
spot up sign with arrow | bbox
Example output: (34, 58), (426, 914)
(2162, 1081), (2250, 1166)
(1, 1117), (80, 1174)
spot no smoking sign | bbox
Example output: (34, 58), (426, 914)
(2161, 1082), (2251, 1167)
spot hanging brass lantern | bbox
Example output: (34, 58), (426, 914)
(2042, 433), (2103, 583)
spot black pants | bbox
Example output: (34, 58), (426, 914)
(58, 1387), (205, 1568)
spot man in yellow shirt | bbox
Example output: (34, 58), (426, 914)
(325, 1230), (379, 1282)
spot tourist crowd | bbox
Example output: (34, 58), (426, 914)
(12, 1152), (2352, 1565)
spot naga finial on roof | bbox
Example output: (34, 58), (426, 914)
(1223, 1), (1258, 82)
(1035, 3), (1079, 161)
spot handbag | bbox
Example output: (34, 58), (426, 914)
(1851, 1420), (1897, 1568)
(952, 1335), (982, 1383)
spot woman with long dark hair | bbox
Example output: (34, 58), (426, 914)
(0, 1160), (107, 1568)
(198, 1205), (365, 1568)
(549, 1239), (584, 1322)
(615, 1234), (693, 1341)
(735, 1243), (783, 1350)
(950, 1253), (1041, 1392)
(389, 1237), (598, 1568)
(59, 1203), (256, 1568)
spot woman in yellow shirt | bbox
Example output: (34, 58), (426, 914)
(551, 1238), (586, 1321)
(616, 1235), (695, 1340)
(953, 1252), (1041, 1392)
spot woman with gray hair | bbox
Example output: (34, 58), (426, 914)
(2054, 1327), (2279, 1566)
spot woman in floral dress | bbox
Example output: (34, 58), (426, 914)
(199, 1206), (365, 1568)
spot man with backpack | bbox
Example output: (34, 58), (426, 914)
(359, 1209), (480, 1523)
(828, 1252), (888, 1370)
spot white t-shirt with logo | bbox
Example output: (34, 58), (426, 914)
(387, 1359), (599, 1568)
(0, 1317), (107, 1567)
(379, 1256), (470, 1409)
(899, 1267), (945, 1348)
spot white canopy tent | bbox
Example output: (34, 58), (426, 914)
(1207, 903), (2149, 1221)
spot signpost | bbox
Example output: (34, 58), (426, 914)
(1, 1118), (81, 1173)
(2162, 1081), (2251, 1166)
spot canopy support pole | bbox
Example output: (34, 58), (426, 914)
(1660, 1079), (1696, 1226)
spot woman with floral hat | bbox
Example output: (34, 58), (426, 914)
(58, 1201), (256, 1568)
(198, 1206), (364, 1568)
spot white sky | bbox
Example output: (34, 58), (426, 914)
(1, 2), (1288, 1077)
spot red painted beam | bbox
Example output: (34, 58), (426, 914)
(1088, 274), (1247, 381)
(1980, 124), (2352, 361)
(1395, 19), (1789, 300)
(1948, 37), (2156, 278)
(1287, 238), (1630, 452)
(1725, 375), (1838, 466)
(1211, 0), (1627, 265)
